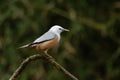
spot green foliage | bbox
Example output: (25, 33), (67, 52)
(0, 0), (120, 80)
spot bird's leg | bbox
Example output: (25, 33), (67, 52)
(44, 50), (48, 54)
(43, 50), (53, 60)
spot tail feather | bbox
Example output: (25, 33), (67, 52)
(18, 44), (29, 49)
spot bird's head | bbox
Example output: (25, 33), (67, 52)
(49, 25), (69, 34)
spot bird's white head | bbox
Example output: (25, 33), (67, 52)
(49, 25), (69, 34)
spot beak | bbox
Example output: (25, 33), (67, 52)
(63, 28), (70, 32)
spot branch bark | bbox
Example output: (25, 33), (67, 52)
(9, 53), (79, 80)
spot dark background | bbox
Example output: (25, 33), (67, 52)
(0, 0), (120, 80)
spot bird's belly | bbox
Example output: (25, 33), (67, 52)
(35, 37), (58, 51)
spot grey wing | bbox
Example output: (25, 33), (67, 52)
(30, 31), (56, 45)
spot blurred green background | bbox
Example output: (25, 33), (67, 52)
(0, 0), (120, 80)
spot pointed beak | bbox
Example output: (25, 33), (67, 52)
(63, 28), (70, 32)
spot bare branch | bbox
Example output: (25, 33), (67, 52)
(43, 53), (79, 80)
(9, 53), (79, 80)
(9, 54), (42, 80)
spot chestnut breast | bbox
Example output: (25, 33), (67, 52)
(35, 36), (59, 51)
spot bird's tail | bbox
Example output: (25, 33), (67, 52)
(18, 44), (30, 49)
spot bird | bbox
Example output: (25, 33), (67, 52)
(19, 25), (69, 53)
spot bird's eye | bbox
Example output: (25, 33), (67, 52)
(59, 28), (62, 30)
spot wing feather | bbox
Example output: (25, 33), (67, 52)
(29, 31), (56, 46)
